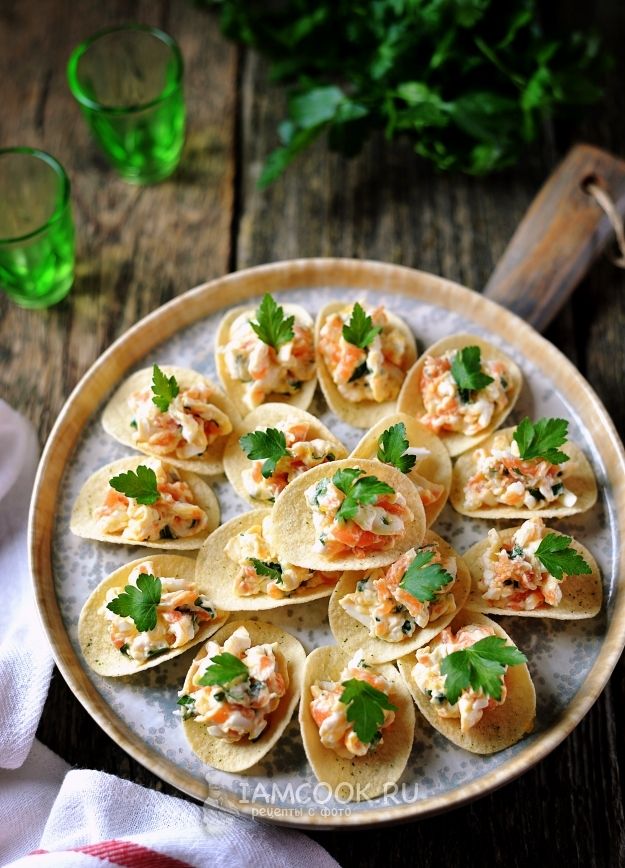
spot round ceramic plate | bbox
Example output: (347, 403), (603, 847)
(30, 259), (625, 828)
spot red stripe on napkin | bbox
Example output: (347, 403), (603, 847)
(75, 840), (193, 867)
(27, 841), (193, 867)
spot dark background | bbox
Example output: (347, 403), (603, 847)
(1, 1), (624, 865)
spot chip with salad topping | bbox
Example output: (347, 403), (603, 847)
(179, 620), (306, 772)
(329, 530), (471, 663)
(397, 610), (535, 754)
(102, 365), (241, 475)
(195, 508), (343, 610)
(315, 300), (417, 429)
(350, 413), (452, 526)
(450, 421), (597, 519)
(223, 403), (348, 506)
(398, 333), (522, 456)
(271, 458), (426, 570)
(299, 645), (415, 801)
(463, 519), (602, 619)
(70, 456), (220, 549)
(78, 554), (229, 677)
(215, 295), (317, 416)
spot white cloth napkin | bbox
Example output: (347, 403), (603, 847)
(0, 400), (53, 768)
(0, 401), (338, 868)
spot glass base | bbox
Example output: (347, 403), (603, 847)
(1, 272), (74, 309)
(116, 158), (181, 185)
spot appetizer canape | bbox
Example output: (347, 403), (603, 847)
(300, 646), (415, 801)
(78, 555), (228, 676)
(350, 414), (452, 526)
(329, 530), (470, 663)
(271, 458), (426, 570)
(398, 610), (535, 753)
(398, 335), (521, 456)
(463, 517), (602, 618)
(195, 508), (341, 610)
(451, 417), (597, 519)
(70, 456), (219, 549)
(178, 620), (305, 772)
(223, 403), (347, 506)
(102, 364), (241, 475)
(216, 293), (316, 416)
(316, 301), (417, 428)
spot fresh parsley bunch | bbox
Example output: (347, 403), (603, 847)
(206, 0), (604, 185)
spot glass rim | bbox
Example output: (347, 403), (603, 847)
(66, 23), (184, 115)
(0, 147), (71, 244)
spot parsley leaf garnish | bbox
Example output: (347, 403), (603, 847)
(340, 678), (397, 745)
(450, 346), (494, 403)
(341, 302), (382, 350)
(109, 465), (160, 505)
(249, 293), (295, 349)
(151, 364), (179, 413)
(239, 427), (290, 478)
(513, 417), (569, 464)
(535, 533), (592, 581)
(399, 549), (454, 602)
(377, 422), (416, 474)
(249, 558), (283, 583)
(197, 652), (249, 687)
(332, 467), (395, 523)
(106, 573), (162, 632)
(440, 636), (527, 705)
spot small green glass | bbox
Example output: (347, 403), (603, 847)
(0, 148), (75, 309)
(67, 24), (185, 184)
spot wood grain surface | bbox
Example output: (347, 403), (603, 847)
(2, 0), (625, 865)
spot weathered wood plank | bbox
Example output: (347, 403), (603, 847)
(2, 0), (625, 864)
(0, 0), (237, 794)
(235, 5), (625, 864)
(0, 0), (237, 442)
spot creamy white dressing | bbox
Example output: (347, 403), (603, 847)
(480, 517), (563, 609)
(305, 475), (410, 556)
(179, 626), (287, 742)
(340, 545), (457, 641)
(420, 350), (510, 435)
(225, 515), (328, 598)
(95, 458), (209, 542)
(129, 385), (232, 459)
(102, 561), (216, 664)
(465, 433), (577, 511)
(318, 304), (411, 404)
(413, 624), (507, 732)
(309, 650), (395, 758)
(222, 311), (315, 411)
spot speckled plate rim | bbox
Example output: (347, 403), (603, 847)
(28, 258), (625, 829)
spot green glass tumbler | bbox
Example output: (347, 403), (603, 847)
(67, 24), (185, 184)
(0, 148), (75, 309)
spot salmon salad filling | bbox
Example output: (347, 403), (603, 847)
(340, 543), (457, 641)
(241, 420), (338, 503)
(177, 626), (287, 742)
(310, 651), (396, 758)
(223, 308), (315, 411)
(225, 515), (338, 599)
(103, 561), (218, 664)
(128, 384), (233, 459)
(480, 518), (569, 609)
(464, 432), (577, 511)
(413, 624), (506, 732)
(96, 459), (209, 542)
(319, 303), (412, 403)
(305, 469), (413, 559)
(420, 350), (511, 436)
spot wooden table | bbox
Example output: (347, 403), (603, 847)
(2, 1), (624, 864)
